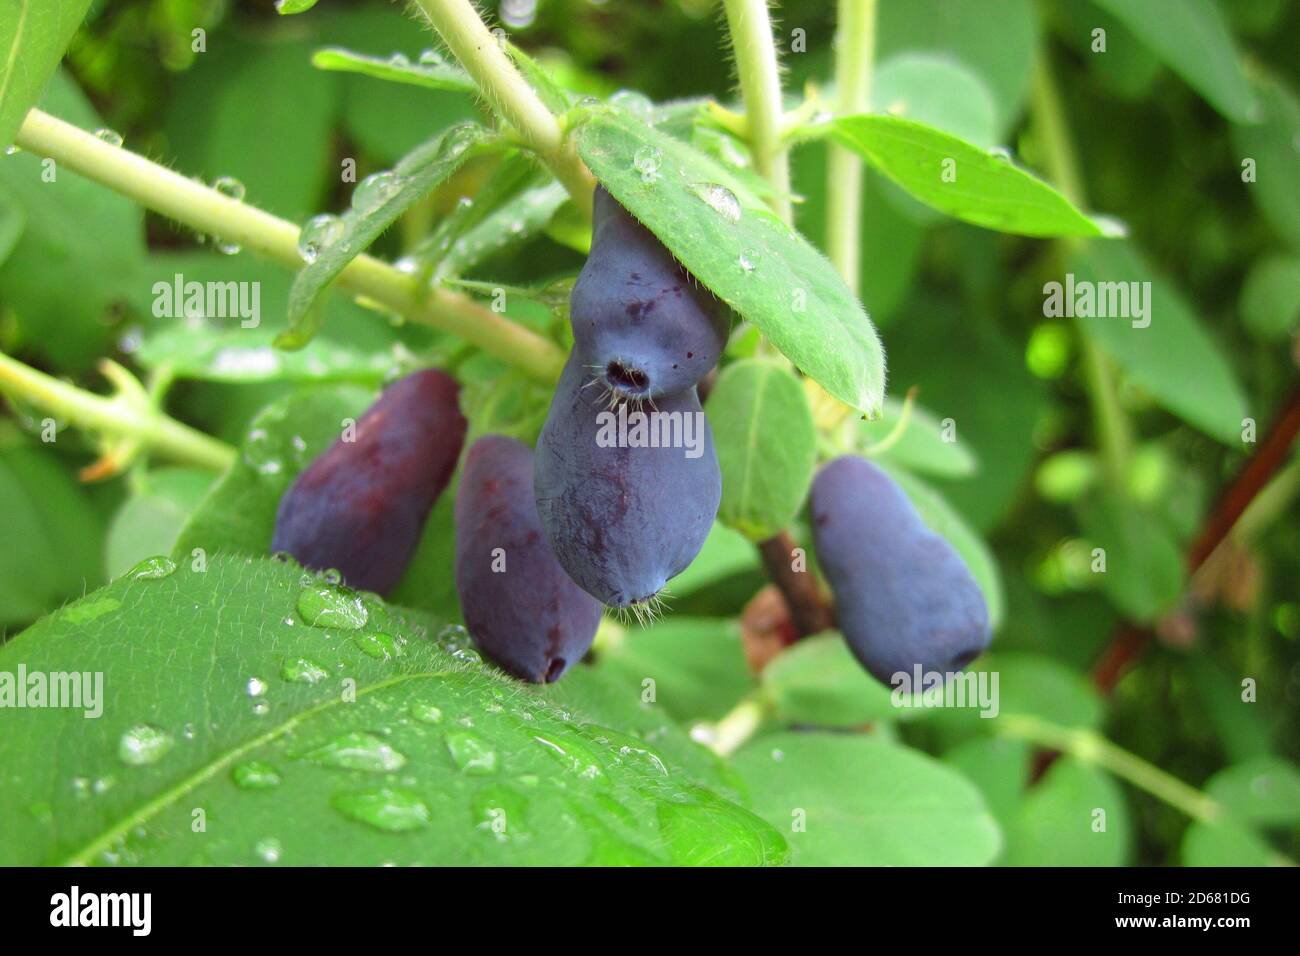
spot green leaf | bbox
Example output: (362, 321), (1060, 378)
(575, 107), (886, 415)
(708, 359), (816, 541)
(164, 36), (338, 224)
(664, 522), (759, 600)
(883, 464), (1005, 630)
(1181, 817), (1280, 866)
(595, 617), (755, 724)
(105, 469), (215, 580)
(732, 733), (1001, 866)
(1071, 241), (1251, 444)
(275, 0), (320, 13)
(1240, 255), (1300, 340)
(436, 181), (570, 280)
(310, 47), (476, 94)
(929, 654), (1103, 737)
(859, 396), (977, 478)
(280, 122), (492, 349)
(0, 441), (106, 628)
(760, 634), (901, 728)
(0, 556), (786, 865)
(1204, 757), (1300, 827)
(1090, 0), (1257, 122)
(942, 736), (1030, 834)
(1187, 655), (1274, 762)
(0, 0), (92, 148)
(877, 0), (1037, 131)
(829, 115), (1120, 238)
(1232, 73), (1300, 250)
(173, 386), (374, 560)
(0, 71), (146, 369)
(1075, 487), (1185, 622)
(872, 52), (998, 148)
(1000, 757), (1131, 866)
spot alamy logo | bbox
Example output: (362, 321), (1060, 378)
(1043, 273), (1151, 328)
(890, 666), (1000, 718)
(595, 405), (707, 459)
(50, 886), (151, 936)
(152, 272), (260, 328)
(0, 666), (103, 718)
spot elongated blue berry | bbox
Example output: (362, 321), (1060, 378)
(455, 435), (602, 683)
(569, 186), (728, 401)
(271, 369), (466, 594)
(534, 353), (720, 608)
(811, 456), (991, 683)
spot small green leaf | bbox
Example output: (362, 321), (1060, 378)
(1240, 255), (1300, 341)
(1001, 757), (1131, 866)
(829, 115), (1120, 238)
(871, 51), (998, 148)
(1071, 241), (1251, 444)
(1090, 0), (1257, 122)
(594, 617), (755, 724)
(105, 469), (215, 579)
(275, 0), (320, 13)
(281, 123), (493, 349)
(1232, 73), (1300, 249)
(709, 359), (816, 541)
(1204, 757), (1300, 827)
(0, 556), (782, 865)
(0, 0), (92, 148)
(732, 733), (1002, 866)
(576, 108), (886, 415)
(761, 634), (901, 728)
(137, 325), (398, 384)
(859, 396), (977, 478)
(310, 47), (477, 94)
(1181, 818), (1280, 866)
(1075, 487), (1185, 623)
(883, 464), (1005, 629)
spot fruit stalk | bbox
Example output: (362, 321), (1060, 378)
(14, 109), (565, 383)
(0, 351), (235, 471)
(826, 0), (877, 295)
(410, 0), (596, 218)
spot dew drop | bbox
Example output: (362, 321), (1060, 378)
(611, 89), (654, 117)
(298, 213), (345, 264)
(241, 426), (282, 476)
(252, 701), (270, 716)
(303, 731), (407, 772)
(352, 171), (400, 212)
(128, 555), (177, 580)
(232, 761), (282, 790)
(353, 632), (401, 660)
(212, 175), (246, 201)
(254, 836), (283, 863)
(388, 52), (411, 68)
(632, 144), (662, 185)
(738, 249), (758, 273)
(691, 182), (741, 223)
(410, 703), (443, 725)
(118, 724), (175, 766)
(94, 128), (124, 147)
(4, 145), (20, 156)
(281, 657), (329, 684)
(418, 48), (444, 66)
(445, 731), (498, 775)
(246, 676), (268, 698)
(332, 787), (431, 831)
(71, 777), (90, 798)
(297, 583), (369, 630)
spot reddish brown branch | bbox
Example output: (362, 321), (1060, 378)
(1090, 383), (1300, 695)
(756, 529), (835, 638)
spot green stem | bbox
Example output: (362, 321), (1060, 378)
(15, 109), (565, 384)
(0, 352), (235, 471)
(693, 694), (769, 758)
(409, 0), (595, 218)
(1030, 51), (1132, 485)
(722, 0), (793, 224)
(998, 714), (1222, 824)
(826, 0), (877, 294)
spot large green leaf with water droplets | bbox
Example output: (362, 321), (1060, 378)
(0, 556), (788, 866)
(0, 0), (92, 149)
(574, 108), (886, 416)
(732, 732), (1001, 865)
(828, 115), (1120, 238)
(280, 123), (495, 349)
